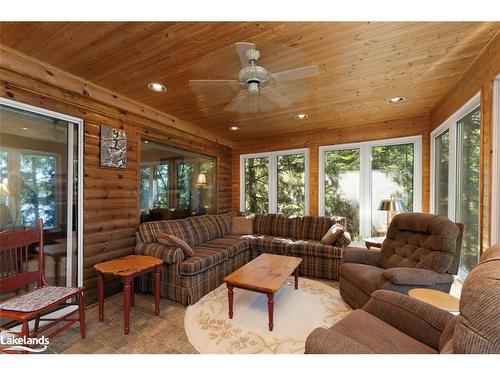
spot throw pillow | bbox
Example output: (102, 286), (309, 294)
(320, 223), (345, 245)
(231, 215), (254, 235)
(333, 231), (352, 248)
(157, 233), (195, 257)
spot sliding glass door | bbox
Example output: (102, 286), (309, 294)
(319, 136), (421, 240)
(431, 94), (480, 281)
(0, 98), (83, 288)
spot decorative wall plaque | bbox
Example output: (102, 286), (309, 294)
(100, 126), (127, 168)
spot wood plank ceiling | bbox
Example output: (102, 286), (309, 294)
(1, 22), (498, 142)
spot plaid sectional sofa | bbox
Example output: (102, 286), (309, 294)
(135, 212), (348, 305)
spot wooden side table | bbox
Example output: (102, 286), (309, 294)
(408, 288), (460, 313)
(364, 236), (385, 249)
(94, 255), (162, 334)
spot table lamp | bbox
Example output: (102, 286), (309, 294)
(378, 197), (405, 229)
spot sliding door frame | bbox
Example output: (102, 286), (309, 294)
(0, 97), (84, 287)
(319, 135), (422, 239)
(492, 78), (500, 245)
(240, 148), (310, 215)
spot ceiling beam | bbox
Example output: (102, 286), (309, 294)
(0, 44), (233, 148)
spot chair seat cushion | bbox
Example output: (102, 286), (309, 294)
(340, 263), (384, 296)
(243, 235), (293, 255)
(0, 286), (81, 312)
(290, 240), (343, 259)
(327, 309), (437, 353)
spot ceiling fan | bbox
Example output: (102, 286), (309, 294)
(189, 42), (319, 113)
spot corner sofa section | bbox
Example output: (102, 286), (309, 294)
(135, 213), (347, 305)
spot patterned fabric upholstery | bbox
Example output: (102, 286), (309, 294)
(290, 240), (343, 259)
(135, 242), (185, 264)
(253, 214), (276, 235)
(138, 219), (200, 246)
(244, 234), (294, 255)
(299, 216), (345, 241)
(180, 247), (230, 276)
(379, 213), (460, 273)
(186, 215), (223, 243)
(270, 214), (303, 238)
(0, 286), (81, 312)
(214, 212), (237, 236)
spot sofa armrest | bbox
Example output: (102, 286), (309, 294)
(342, 247), (381, 266)
(382, 268), (454, 286)
(135, 242), (185, 264)
(305, 327), (374, 354)
(363, 290), (453, 350)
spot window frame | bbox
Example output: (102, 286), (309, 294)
(492, 78), (500, 245)
(319, 135), (422, 239)
(239, 148), (310, 215)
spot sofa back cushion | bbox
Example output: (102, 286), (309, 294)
(253, 213), (276, 236)
(299, 216), (345, 241)
(378, 213), (460, 273)
(452, 245), (500, 353)
(214, 211), (237, 236)
(186, 215), (222, 243)
(138, 218), (200, 246)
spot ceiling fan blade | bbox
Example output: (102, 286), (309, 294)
(189, 79), (240, 89)
(270, 65), (320, 81)
(260, 86), (292, 108)
(224, 90), (248, 112)
(235, 42), (255, 67)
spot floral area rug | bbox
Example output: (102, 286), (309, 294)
(184, 277), (351, 354)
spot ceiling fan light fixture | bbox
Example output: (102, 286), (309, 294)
(229, 126), (240, 131)
(295, 113), (308, 120)
(386, 96), (406, 104)
(148, 82), (167, 92)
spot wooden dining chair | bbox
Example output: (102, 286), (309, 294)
(0, 218), (85, 353)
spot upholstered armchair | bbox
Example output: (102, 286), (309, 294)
(306, 244), (500, 354)
(339, 213), (463, 309)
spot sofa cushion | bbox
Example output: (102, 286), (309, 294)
(326, 309), (437, 353)
(214, 212), (237, 236)
(157, 233), (195, 257)
(379, 213), (460, 273)
(202, 236), (250, 258)
(138, 219), (199, 246)
(231, 216), (254, 235)
(340, 263), (384, 296)
(299, 216), (345, 241)
(186, 215), (223, 243)
(320, 223), (345, 245)
(244, 234), (293, 255)
(135, 242), (185, 264)
(180, 247), (229, 276)
(253, 213), (276, 235)
(333, 231), (351, 248)
(271, 214), (303, 238)
(290, 240), (343, 259)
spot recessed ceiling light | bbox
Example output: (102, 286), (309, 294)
(22, 127), (28, 130)
(147, 82), (167, 92)
(229, 126), (240, 131)
(295, 113), (308, 120)
(386, 96), (406, 104)
(143, 140), (149, 144)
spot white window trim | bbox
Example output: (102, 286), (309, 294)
(319, 135), (422, 239)
(0, 97), (84, 288)
(430, 92), (481, 220)
(492, 79), (500, 245)
(240, 148), (310, 215)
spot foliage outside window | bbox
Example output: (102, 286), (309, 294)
(244, 157), (269, 213)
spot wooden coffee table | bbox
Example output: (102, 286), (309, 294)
(223, 253), (302, 332)
(94, 255), (162, 334)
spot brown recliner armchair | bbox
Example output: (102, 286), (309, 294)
(339, 213), (463, 309)
(305, 244), (500, 354)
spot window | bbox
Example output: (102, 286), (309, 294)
(431, 93), (480, 281)
(140, 140), (216, 218)
(240, 149), (309, 215)
(492, 78), (500, 245)
(319, 136), (422, 240)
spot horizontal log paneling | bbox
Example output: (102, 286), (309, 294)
(1, 61), (232, 304)
(232, 114), (431, 217)
(430, 30), (500, 252)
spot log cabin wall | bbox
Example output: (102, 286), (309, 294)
(232, 114), (431, 216)
(0, 67), (232, 304)
(430, 30), (500, 252)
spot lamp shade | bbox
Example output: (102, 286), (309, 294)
(378, 199), (405, 212)
(0, 182), (10, 195)
(196, 172), (207, 185)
